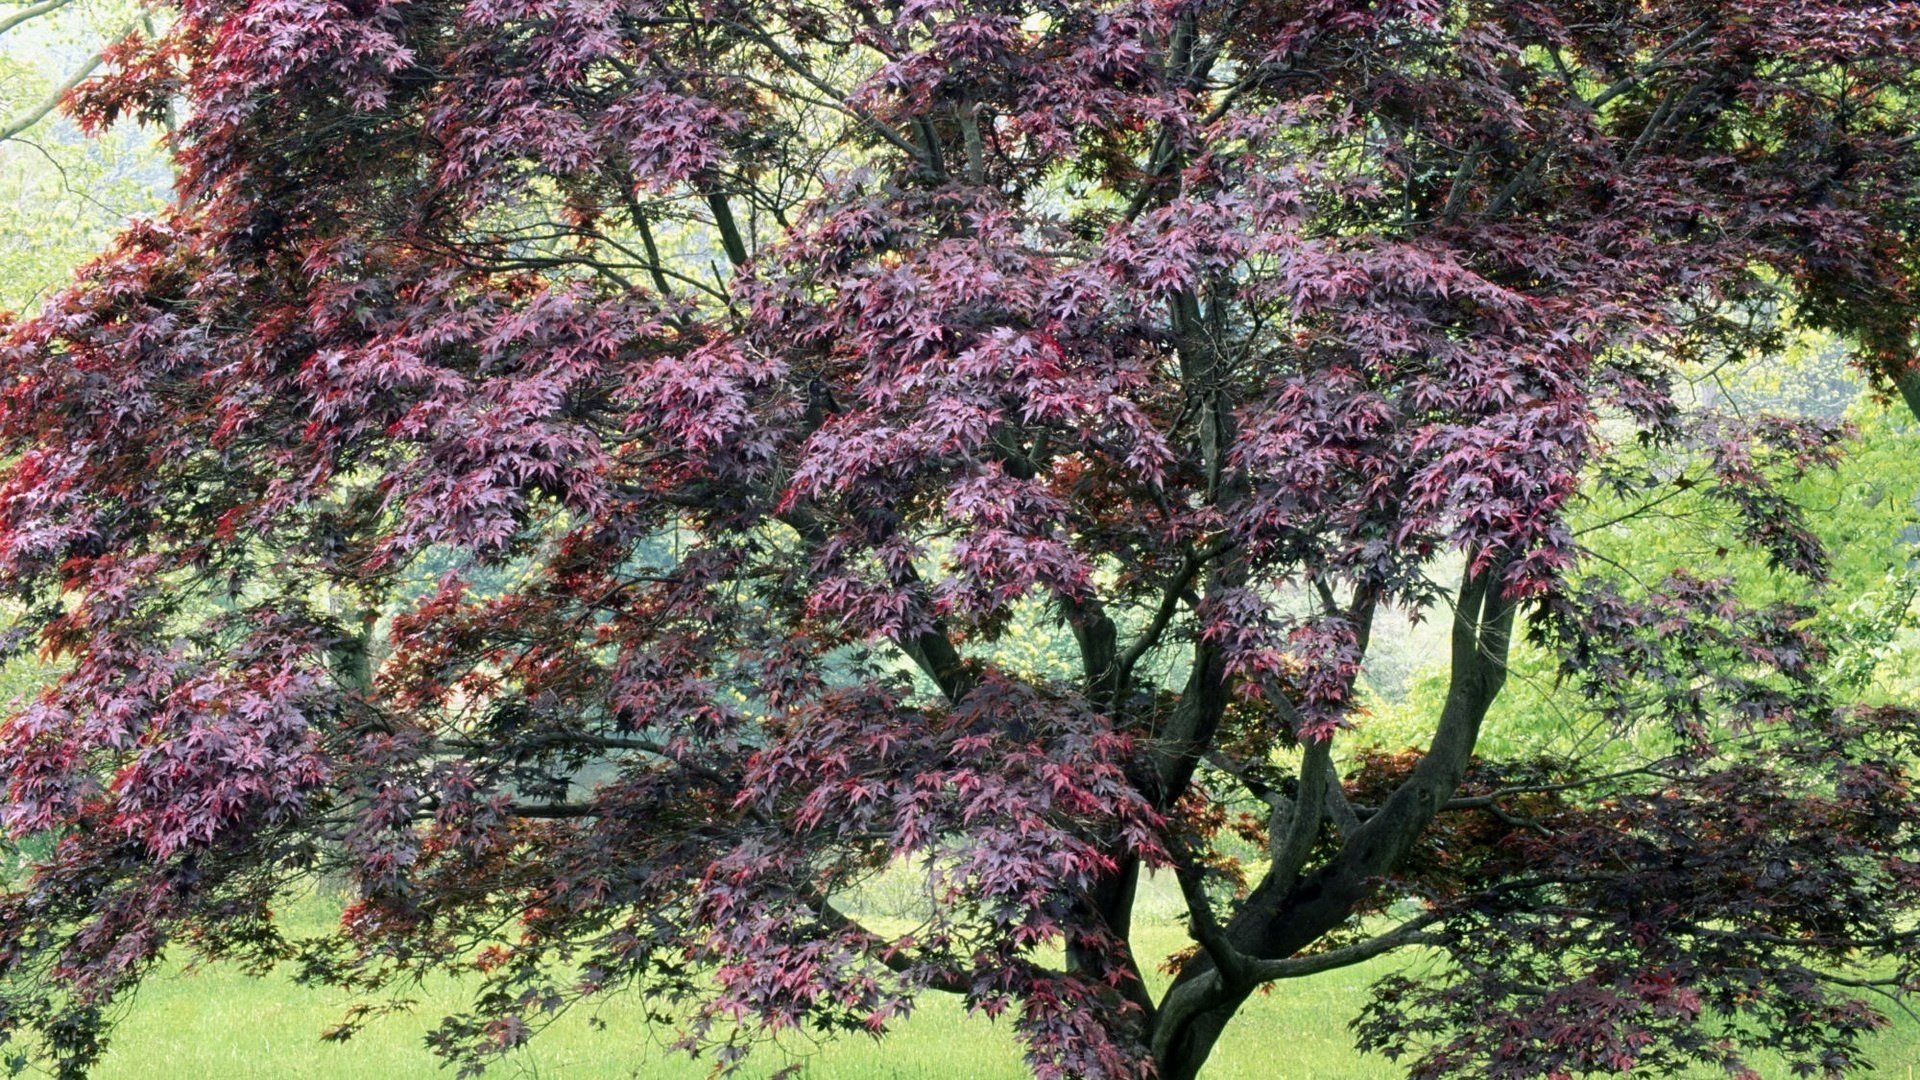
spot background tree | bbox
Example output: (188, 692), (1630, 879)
(2, 2), (1920, 1079)
(0, 0), (165, 311)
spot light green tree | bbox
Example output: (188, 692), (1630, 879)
(0, 0), (166, 313)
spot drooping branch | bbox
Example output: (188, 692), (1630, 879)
(780, 507), (974, 702)
(810, 893), (970, 995)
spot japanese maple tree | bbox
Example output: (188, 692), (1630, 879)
(3, 1), (1920, 1078)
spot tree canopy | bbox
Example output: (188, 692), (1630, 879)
(3, 2), (1920, 1078)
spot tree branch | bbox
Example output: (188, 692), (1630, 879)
(0, 45), (104, 144)
(0, 0), (77, 39)
(705, 189), (750, 268)
(1245, 909), (1444, 981)
(809, 893), (970, 994)
(1268, 735), (1332, 895)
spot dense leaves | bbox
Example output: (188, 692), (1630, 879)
(3, 1), (1920, 1078)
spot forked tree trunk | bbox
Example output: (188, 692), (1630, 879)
(1153, 993), (1248, 1080)
(1144, 564), (1517, 1079)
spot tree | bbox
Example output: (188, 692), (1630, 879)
(0, 0), (168, 313)
(2, 1), (1919, 1077)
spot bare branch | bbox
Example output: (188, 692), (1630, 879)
(1245, 909), (1444, 981)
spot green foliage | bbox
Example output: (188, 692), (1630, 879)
(1361, 348), (1920, 764)
(0, 2), (167, 314)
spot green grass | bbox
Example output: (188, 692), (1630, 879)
(90, 920), (1402, 1080)
(83, 890), (1920, 1080)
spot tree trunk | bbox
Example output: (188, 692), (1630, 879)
(1147, 562), (1516, 1078)
(1155, 991), (1250, 1080)
(1896, 369), (1920, 427)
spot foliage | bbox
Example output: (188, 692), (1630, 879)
(2, 3), (1920, 1080)
(1361, 379), (1920, 762)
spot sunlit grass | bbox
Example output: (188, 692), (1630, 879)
(84, 884), (1920, 1080)
(91, 919), (1398, 1080)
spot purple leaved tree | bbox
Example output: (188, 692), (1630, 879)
(2, 2), (1920, 1078)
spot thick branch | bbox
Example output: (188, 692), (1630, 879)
(1267, 736), (1332, 895)
(705, 189), (750, 268)
(1245, 909), (1444, 981)
(1150, 639), (1228, 807)
(1169, 840), (1254, 987)
(1152, 558), (1517, 1073)
(1329, 556), (1514, 878)
(1896, 368), (1920, 427)
(1060, 594), (1118, 704)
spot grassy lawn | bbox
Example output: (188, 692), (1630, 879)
(83, 888), (1920, 1080)
(90, 922), (1406, 1080)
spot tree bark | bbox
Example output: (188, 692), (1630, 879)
(1150, 560), (1515, 1078)
(1895, 369), (1920, 428)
